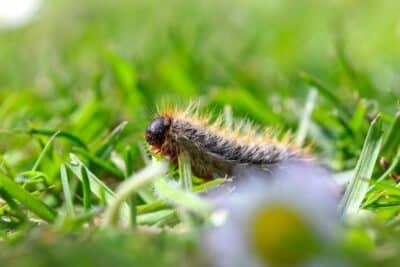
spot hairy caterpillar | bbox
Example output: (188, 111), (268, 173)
(145, 106), (311, 180)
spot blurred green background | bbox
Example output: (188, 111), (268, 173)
(1, 0), (399, 170)
(0, 0), (400, 266)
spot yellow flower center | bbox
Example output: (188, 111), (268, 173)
(250, 206), (318, 267)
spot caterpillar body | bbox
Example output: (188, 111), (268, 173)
(145, 107), (311, 180)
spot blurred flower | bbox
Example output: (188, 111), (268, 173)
(0, 0), (41, 29)
(203, 161), (343, 267)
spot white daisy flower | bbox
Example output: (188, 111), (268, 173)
(203, 161), (344, 267)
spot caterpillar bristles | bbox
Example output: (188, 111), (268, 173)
(145, 104), (312, 180)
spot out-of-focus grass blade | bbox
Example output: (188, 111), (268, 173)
(363, 179), (400, 209)
(32, 130), (60, 172)
(299, 72), (351, 118)
(107, 52), (137, 91)
(70, 97), (100, 131)
(137, 200), (167, 215)
(137, 209), (176, 225)
(74, 207), (103, 226)
(192, 178), (227, 193)
(138, 142), (151, 165)
(102, 159), (169, 227)
(106, 52), (144, 111)
(70, 154), (164, 226)
(124, 145), (134, 177)
(15, 171), (48, 185)
(335, 37), (375, 96)
(72, 147), (124, 178)
(211, 88), (283, 125)
(381, 111), (400, 159)
(223, 105), (233, 130)
(368, 181), (400, 197)
(0, 172), (56, 223)
(124, 146), (137, 227)
(296, 88), (318, 146)
(0, 156), (15, 179)
(157, 58), (197, 98)
(95, 121), (128, 159)
(0, 188), (27, 221)
(129, 194), (137, 228)
(28, 128), (88, 150)
(339, 115), (384, 219)
(368, 149), (400, 192)
(137, 185), (158, 203)
(154, 178), (211, 217)
(80, 166), (92, 211)
(67, 154), (130, 221)
(60, 164), (75, 217)
(363, 180), (400, 209)
(349, 100), (367, 133)
(178, 155), (192, 191)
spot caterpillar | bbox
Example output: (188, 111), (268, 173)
(145, 105), (312, 181)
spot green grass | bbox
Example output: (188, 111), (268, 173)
(0, 0), (400, 266)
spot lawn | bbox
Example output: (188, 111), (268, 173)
(0, 0), (399, 266)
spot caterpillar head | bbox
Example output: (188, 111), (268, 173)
(145, 116), (172, 150)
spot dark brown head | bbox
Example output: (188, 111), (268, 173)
(145, 116), (172, 149)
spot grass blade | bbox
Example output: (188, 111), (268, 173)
(178, 155), (192, 191)
(80, 166), (92, 211)
(129, 194), (137, 228)
(0, 188), (27, 221)
(381, 111), (400, 159)
(102, 159), (169, 227)
(124, 145), (134, 177)
(28, 128), (88, 150)
(95, 121), (128, 159)
(367, 149), (400, 193)
(60, 164), (75, 217)
(32, 130), (60, 171)
(0, 172), (56, 223)
(349, 100), (367, 133)
(296, 88), (318, 146)
(192, 178), (226, 193)
(154, 178), (211, 217)
(211, 88), (283, 125)
(335, 37), (374, 96)
(299, 72), (351, 118)
(137, 210), (176, 225)
(137, 200), (167, 215)
(339, 115), (384, 219)
(73, 147), (125, 178)
(68, 154), (130, 220)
